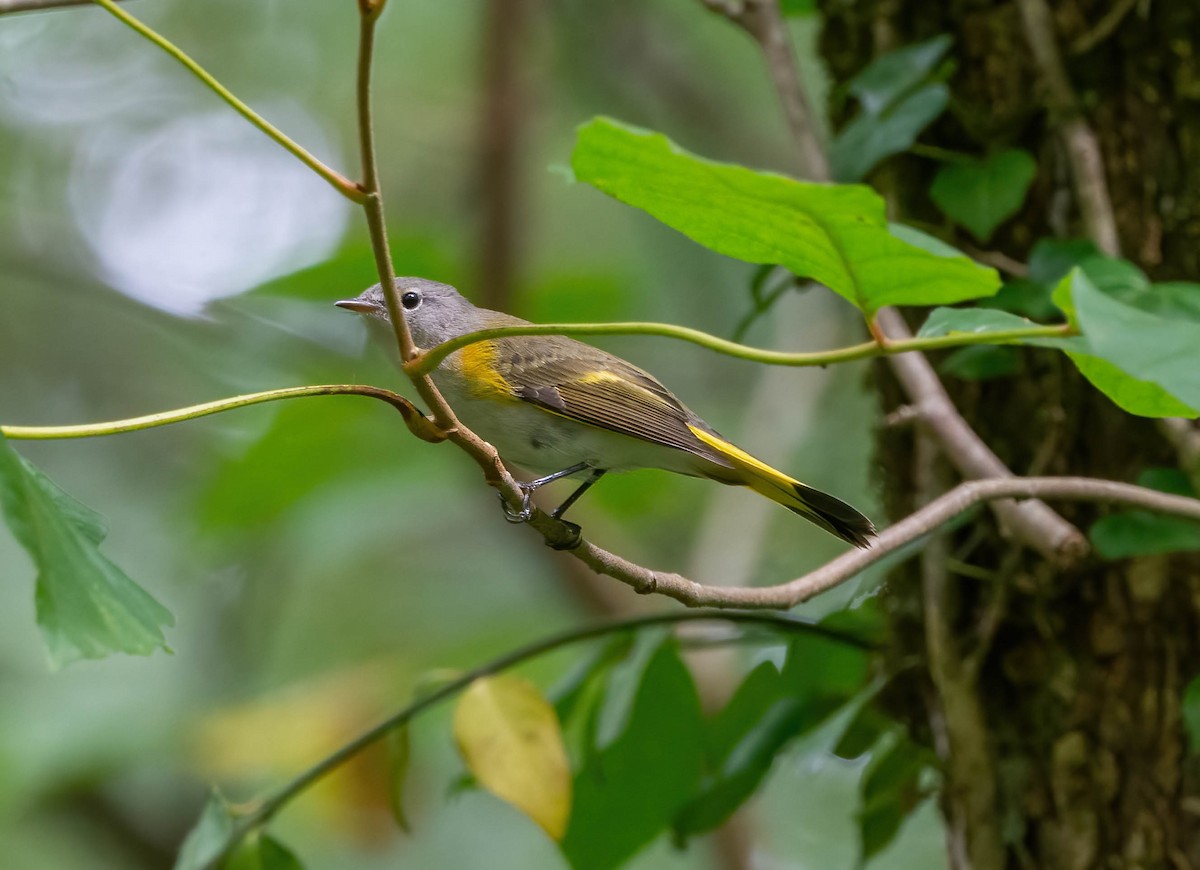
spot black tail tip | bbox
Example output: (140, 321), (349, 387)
(793, 484), (877, 548)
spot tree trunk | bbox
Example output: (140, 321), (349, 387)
(820, 1), (1200, 866)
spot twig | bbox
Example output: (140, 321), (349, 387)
(560, 476), (1199, 609)
(1070, 0), (1140, 55)
(877, 308), (1089, 564)
(916, 434), (1004, 870)
(206, 610), (870, 867)
(90, 0), (364, 203)
(698, 0), (829, 179)
(1015, 0), (1121, 255)
(0, 385), (447, 444)
(408, 319), (1073, 376)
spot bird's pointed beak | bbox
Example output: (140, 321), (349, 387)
(335, 298), (380, 314)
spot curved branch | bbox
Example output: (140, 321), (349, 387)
(212, 610), (868, 866)
(408, 319), (1072, 376)
(0, 385), (448, 444)
(91, 0), (364, 202)
(555, 477), (1200, 610)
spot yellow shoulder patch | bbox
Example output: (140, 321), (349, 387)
(458, 341), (519, 402)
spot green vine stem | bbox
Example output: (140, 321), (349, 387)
(0, 385), (447, 443)
(91, 0), (365, 203)
(408, 320), (1074, 376)
(211, 610), (874, 867)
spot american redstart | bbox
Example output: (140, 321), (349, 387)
(337, 278), (875, 547)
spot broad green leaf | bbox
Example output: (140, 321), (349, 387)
(917, 306), (1047, 340)
(886, 222), (964, 259)
(1027, 238), (1101, 287)
(930, 149), (1037, 241)
(673, 696), (818, 840)
(780, 626), (870, 698)
(0, 435), (174, 668)
(847, 34), (953, 116)
(779, 0), (816, 15)
(454, 674), (572, 841)
(832, 83), (949, 182)
(940, 345), (1021, 380)
(858, 735), (933, 863)
(1136, 467), (1196, 497)
(225, 833), (304, 870)
(387, 726), (412, 832)
(1071, 271), (1200, 411)
(174, 790), (237, 870)
(572, 117), (999, 315)
(1090, 511), (1200, 559)
(981, 278), (1059, 320)
(833, 704), (893, 760)
(1184, 677), (1200, 756)
(561, 640), (704, 870)
(1052, 271), (1199, 417)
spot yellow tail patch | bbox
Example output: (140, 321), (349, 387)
(688, 425), (801, 497)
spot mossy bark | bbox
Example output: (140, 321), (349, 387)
(820, 1), (1200, 866)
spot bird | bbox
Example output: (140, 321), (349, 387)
(336, 277), (875, 547)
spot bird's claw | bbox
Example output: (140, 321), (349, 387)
(500, 487), (534, 523)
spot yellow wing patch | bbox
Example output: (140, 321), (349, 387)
(458, 341), (520, 402)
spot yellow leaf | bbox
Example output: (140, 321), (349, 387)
(453, 674), (572, 840)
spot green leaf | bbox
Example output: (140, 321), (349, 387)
(1070, 271), (1200, 412)
(857, 735), (933, 863)
(1027, 238), (1102, 287)
(1089, 512), (1200, 559)
(832, 83), (949, 182)
(174, 790), (237, 870)
(454, 674), (572, 841)
(1184, 677), (1200, 756)
(571, 117), (999, 315)
(1137, 467), (1196, 497)
(225, 833), (304, 870)
(929, 149), (1037, 241)
(561, 639), (704, 870)
(917, 306), (1047, 340)
(981, 278), (1059, 321)
(780, 627), (870, 698)
(0, 434), (174, 668)
(1052, 271), (1199, 417)
(847, 34), (953, 116)
(939, 345), (1021, 380)
(779, 0), (816, 15)
(387, 726), (412, 832)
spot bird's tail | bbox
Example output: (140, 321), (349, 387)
(688, 426), (876, 548)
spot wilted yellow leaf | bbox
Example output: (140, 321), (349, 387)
(453, 674), (572, 840)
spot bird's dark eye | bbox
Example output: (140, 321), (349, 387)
(401, 291), (421, 310)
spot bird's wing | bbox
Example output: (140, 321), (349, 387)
(492, 336), (729, 462)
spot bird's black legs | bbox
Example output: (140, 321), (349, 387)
(551, 469), (606, 519)
(501, 462), (592, 524)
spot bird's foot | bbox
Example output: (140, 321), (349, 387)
(500, 486), (534, 523)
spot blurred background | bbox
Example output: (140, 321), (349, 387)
(0, 0), (943, 866)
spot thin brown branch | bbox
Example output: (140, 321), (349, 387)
(916, 435), (1004, 870)
(352, 3), (576, 535)
(1070, 0), (1140, 56)
(877, 307), (1089, 564)
(555, 476), (1200, 610)
(699, 0), (830, 180)
(1015, 0), (1121, 255)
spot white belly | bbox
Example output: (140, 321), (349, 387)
(431, 369), (699, 478)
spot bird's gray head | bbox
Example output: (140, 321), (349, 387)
(335, 277), (486, 348)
